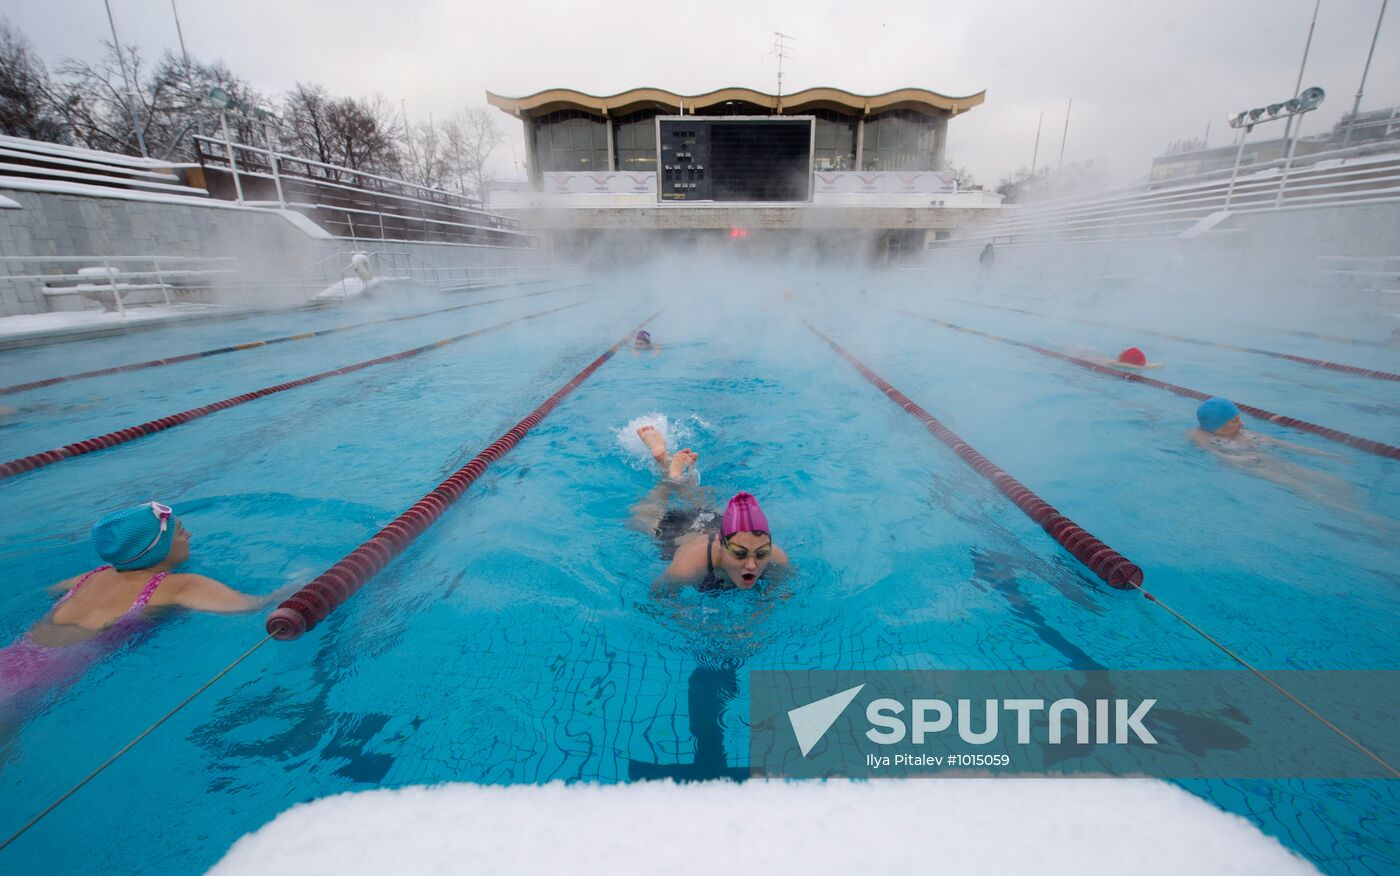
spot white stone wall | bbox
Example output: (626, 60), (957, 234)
(0, 186), (539, 317)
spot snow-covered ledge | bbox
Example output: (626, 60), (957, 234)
(210, 779), (1316, 875)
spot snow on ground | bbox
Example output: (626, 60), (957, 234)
(0, 303), (235, 339)
(209, 779), (1317, 876)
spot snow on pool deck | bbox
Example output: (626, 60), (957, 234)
(209, 779), (1317, 875)
(0, 304), (236, 337)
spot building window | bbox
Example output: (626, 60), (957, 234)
(860, 109), (945, 171)
(532, 110), (609, 173)
(813, 110), (857, 170)
(613, 110), (658, 172)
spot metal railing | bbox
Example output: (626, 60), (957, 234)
(193, 135), (527, 247)
(0, 255), (242, 316)
(0, 135), (203, 198)
(945, 145), (1400, 249)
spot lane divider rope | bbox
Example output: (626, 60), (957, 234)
(0, 283), (594, 396)
(799, 314), (1144, 590)
(946, 296), (1400, 383)
(264, 310), (664, 640)
(0, 296), (600, 481)
(807, 310), (1398, 779)
(878, 301), (1400, 461)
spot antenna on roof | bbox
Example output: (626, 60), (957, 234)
(766, 31), (796, 112)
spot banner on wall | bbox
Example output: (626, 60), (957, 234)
(814, 171), (957, 195)
(542, 172), (657, 194)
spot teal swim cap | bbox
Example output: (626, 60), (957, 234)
(1196, 397), (1241, 433)
(92, 502), (177, 571)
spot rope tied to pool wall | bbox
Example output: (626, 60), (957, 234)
(265, 312), (664, 640)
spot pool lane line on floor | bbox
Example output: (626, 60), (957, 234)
(0, 282), (595, 396)
(0, 311), (661, 852)
(798, 314), (1144, 591)
(0, 632), (275, 854)
(802, 311), (1400, 782)
(0, 295), (603, 481)
(265, 309), (664, 640)
(870, 300), (1400, 461)
(943, 295), (1400, 383)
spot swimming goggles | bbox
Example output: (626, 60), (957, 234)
(721, 537), (772, 562)
(116, 501), (173, 566)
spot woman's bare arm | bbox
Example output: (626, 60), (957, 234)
(167, 575), (265, 613)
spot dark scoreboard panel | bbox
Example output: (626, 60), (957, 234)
(658, 117), (813, 202)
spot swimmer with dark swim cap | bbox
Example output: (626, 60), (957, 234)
(631, 329), (660, 357)
(630, 426), (789, 593)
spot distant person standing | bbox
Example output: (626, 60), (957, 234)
(977, 243), (996, 292)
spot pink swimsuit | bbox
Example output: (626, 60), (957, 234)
(0, 566), (168, 705)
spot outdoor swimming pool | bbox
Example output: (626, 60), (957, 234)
(0, 268), (1396, 874)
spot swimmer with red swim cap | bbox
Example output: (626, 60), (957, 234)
(1110, 347), (1162, 369)
(630, 426), (789, 593)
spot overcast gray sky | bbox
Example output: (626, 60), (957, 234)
(6, 0), (1398, 187)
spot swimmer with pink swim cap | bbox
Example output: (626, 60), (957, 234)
(630, 426), (789, 593)
(631, 329), (660, 357)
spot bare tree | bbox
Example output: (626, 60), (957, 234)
(45, 40), (150, 155)
(942, 157), (976, 190)
(996, 159), (1105, 204)
(400, 116), (449, 189)
(327, 94), (401, 173)
(281, 84), (401, 175)
(282, 82), (336, 165)
(443, 106), (503, 201)
(0, 19), (64, 141)
(44, 37), (260, 161)
(142, 52), (262, 161)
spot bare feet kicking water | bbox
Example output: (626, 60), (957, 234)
(637, 425), (697, 480)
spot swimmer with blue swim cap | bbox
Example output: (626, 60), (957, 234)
(1188, 398), (1364, 513)
(51, 502), (266, 625)
(0, 502), (270, 707)
(1196, 397), (1242, 436)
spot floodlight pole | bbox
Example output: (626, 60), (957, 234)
(1275, 113), (1308, 207)
(1281, 0), (1321, 153)
(1343, 0), (1388, 148)
(220, 110), (244, 205)
(1223, 129), (1250, 210)
(104, 0), (149, 159)
(1223, 87), (1325, 211)
(170, 0), (204, 138)
(1057, 98), (1072, 172)
(265, 118), (285, 208)
(1030, 111), (1044, 175)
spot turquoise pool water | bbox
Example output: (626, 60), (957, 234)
(0, 270), (1396, 873)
